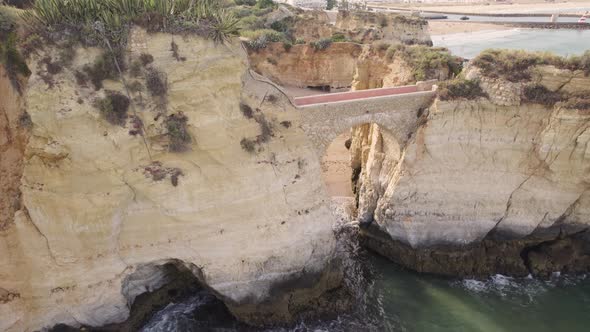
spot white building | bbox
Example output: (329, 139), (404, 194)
(368, 0), (487, 3)
(276, 0), (327, 9)
(276, 0), (368, 10)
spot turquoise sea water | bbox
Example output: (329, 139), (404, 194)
(432, 29), (590, 58)
(142, 254), (590, 332)
(360, 256), (590, 332)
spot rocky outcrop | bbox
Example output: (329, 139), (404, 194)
(353, 66), (590, 277)
(0, 31), (347, 331)
(247, 42), (452, 91)
(335, 11), (431, 45)
(351, 46), (415, 90)
(247, 42), (363, 90)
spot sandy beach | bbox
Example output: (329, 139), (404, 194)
(428, 21), (510, 35)
(371, 0), (590, 15)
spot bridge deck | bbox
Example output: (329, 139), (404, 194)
(293, 85), (420, 106)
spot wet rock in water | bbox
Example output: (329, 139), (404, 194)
(360, 222), (590, 278)
(350, 60), (590, 278)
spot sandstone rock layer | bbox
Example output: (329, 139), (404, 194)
(0, 32), (344, 331)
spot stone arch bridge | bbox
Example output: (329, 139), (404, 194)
(293, 82), (438, 155)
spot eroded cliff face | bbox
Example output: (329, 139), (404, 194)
(0, 66), (29, 232)
(353, 66), (590, 277)
(0, 31), (346, 331)
(291, 10), (333, 41)
(247, 42), (363, 90)
(247, 42), (450, 91)
(351, 46), (415, 90)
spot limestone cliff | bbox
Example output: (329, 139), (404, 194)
(247, 42), (456, 91)
(0, 31), (346, 331)
(353, 65), (590, 277)
(247, 42), (362, 90)
(291, 10), (333, 41)
(335, 11), (431, 45)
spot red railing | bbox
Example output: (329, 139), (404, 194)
(293, 85), (419, 106)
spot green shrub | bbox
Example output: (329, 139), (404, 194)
(564, 50), (590, 75)
(22, 0), (240, 46)
(385, 44), (403, 61)
(326, 0), (336, 10)
(235, 0), (257, 6)
(283, 41), (292, 51)
(139, 53), (154, 66)
(378, 14), (388, 27)
(270, 18), (293, 33)
(19, 33), (43, 58)
(238, 15), (265, 30)
(522, 84), (563, 107)
(240, 137), (256, 153)
(330, 33), (347, 43)
(82, 51), (121, 90)
(375, 42), (390, 52)
(40, 55), (62, 75)
(310, 38), (332, 51)
(74, 70), (88, 86)
(0, 7), (16, 37)
(0, 32), (31, 93)
(243, 29), (283, 50)
(96, 91), (130, 125)
(392, 14), (427, 26)
(170, 40), (186, 61)
(18, 111), (33, 129)
(128, 80), (144, 93)
(387, 44), (462, 81)
(233, 7), (254, 19)
(471, 49), (590, 82)
(5, 0), (34, 8)
(472, 49), (540, 82)
(145, 68), (167, 97)
(129, 59), (143, 77)
(295, 38), (305, 45)
(165, 112), (191, 152)
(240, 103), (254, 118)
(438, 79), (487, 101)
(256, 0), (276, 9)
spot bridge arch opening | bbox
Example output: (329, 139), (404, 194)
(320, 123), (402, 223)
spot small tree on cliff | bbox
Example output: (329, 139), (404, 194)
(327, 0), (337, 10)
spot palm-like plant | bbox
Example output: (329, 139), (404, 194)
(21, 0), (240, 44)
(209, 10), (240, 44)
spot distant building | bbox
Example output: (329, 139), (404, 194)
(276, 0), (368, 10)
(368, 0), (488, 3)
(276, 0), (327, 9)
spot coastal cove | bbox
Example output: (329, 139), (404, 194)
(1, 1), (589, 331)
(433, 29), (590, 58)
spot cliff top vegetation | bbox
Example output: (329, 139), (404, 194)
(0, 5), (30, 92)
(437, 79), (487, 101)
(386, 44), (463, 82)
(20, 0), (241, 47)
(338, 9), (427, 27)
(472, 49), (590, 82)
